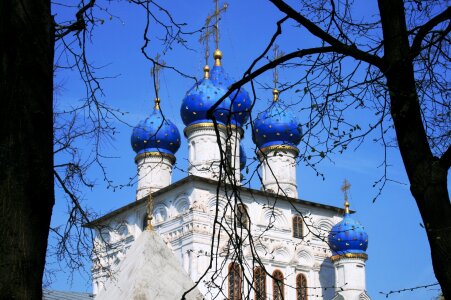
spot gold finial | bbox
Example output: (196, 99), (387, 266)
(203, 65), (210, 79)
(213, 49), (223, 66)
(145, 194), (154, 231)
(154, 97), (160, 110)
(272, 88), (279, 102)
(152, 54), (165, 108)
(341, 179), (351, 214)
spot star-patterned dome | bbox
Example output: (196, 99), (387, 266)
(180, 65), (232, 127)
(210, 50), (251, 127)
(252, 89), (302, 149)
(131, 101), (181, 156)
(328, 206), (369, 256)
(239, 144), (246, 170)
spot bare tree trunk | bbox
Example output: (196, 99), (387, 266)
(378, 0), (451, 297)
(0, 0), (54, 299)
(388, 71), (451, 299)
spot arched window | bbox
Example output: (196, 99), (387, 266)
(272, 270), (284, 300)
(236, 204), (249, 228)
(292, 215), (303, 239)
(229, 263), (242, 300)
(296, 274), (308, 300)
(254, 267), (266, 300)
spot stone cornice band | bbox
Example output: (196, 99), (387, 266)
(135, 152), (176, 165)
(330, 252), (368, 262)
(184, 122), (243, 137)
(257, 144), (299, 156)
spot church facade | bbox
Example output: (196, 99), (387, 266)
(87, 48), (370, 300)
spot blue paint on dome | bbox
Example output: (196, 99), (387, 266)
(210, 65), (251, 127)
(252, 100), (302, 149)
(180, 78), (232, 127)
(239, 144), (246, 170)
(131, 108), (181, 156)
(328, 212), (369, 255)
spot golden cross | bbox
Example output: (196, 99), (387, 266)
(145, 194), (154, 231)
(272, 45), (283, 101)
(341, 179), (351, 213)
(212, 0), (228, 50)
(273, 44), (281, 89)
(199, 14), (213, 65)
(152, 54), (165, 109)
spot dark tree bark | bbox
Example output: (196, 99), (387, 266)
(0, 0), (54, 299)
(378, 0), (451, 297)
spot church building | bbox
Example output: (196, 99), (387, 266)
(86, 8), (370, 298)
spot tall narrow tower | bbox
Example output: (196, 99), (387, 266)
(131, 59), (181, 199)
(328, 180), (370, 299)
(252, 47), (302, 198)
(181, 4), (251, 182)
(180, 65), (233, 180)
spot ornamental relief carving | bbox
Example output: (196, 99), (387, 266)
(173, 195), (190, 215)
(161, 221), (212, 243)
(260, 207), (288, 229)
(296, 249), (314, 267)
(190, 198), (207, 212)
(153, 204), (168, 223)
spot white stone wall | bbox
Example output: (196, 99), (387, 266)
(186, 125), (241, 182)
(135, 154), (174, 199)
(259, 148), (298, 198)
(333, 257), (368, 299)
(92, 181), (343, 299)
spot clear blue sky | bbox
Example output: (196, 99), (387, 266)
(50, 1), (446, 299)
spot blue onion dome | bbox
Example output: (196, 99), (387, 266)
(328, 202), (369, 256)
(240, 144), (247, 170)
(180, 65), (232, 127)
(131, 99), (181, 157)
(210, 49), (251, 127)
(252, 89), (302, 149)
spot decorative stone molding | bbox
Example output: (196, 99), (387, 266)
(261, 207), (288, 229)
(153, 204), (168, 224)
(190, 198), (207, 212)
(330, 252), (368, 262)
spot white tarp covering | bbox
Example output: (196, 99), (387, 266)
(96, 230), (203, 300)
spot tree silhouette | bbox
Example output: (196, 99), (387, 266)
(1, 0), (450, 298)
(211, 0), (450, 296)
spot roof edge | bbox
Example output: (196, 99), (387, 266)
(85, 175), (349, 228)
